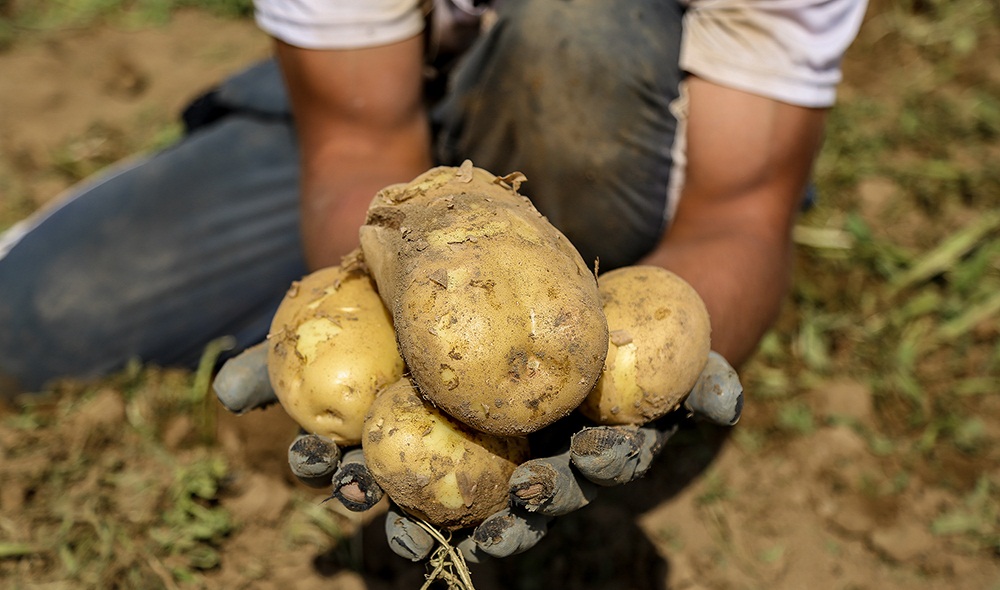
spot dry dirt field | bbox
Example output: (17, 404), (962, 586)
(1, 2), (999, 589)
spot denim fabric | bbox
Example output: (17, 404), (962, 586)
(0, 106), (306, 392)
(0, 1), (687, 392)
(434, 0), (685, 270)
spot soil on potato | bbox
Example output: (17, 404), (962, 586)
(2, 4), (999, 590)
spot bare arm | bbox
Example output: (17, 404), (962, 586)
(274, 36), (432, 270)
(641, 77), (827, 368)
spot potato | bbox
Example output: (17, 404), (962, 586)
(362, 378), (530, 530)
(267, 260), (405, 445)
(359, 161), (608, 436)
(579, 265), (711, 425)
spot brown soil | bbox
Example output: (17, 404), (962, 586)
(1, 5), (999, 590)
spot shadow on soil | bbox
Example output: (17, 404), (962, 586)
(311, 420), (729, 590)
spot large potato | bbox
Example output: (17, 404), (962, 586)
(362, 378), (530, 530)
(359, 161), (608, 436)
(267, 261), (405, 445)
(579, 266), (711, 425)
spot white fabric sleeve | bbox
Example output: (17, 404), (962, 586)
(254, 0), (426, 50)
(680, 0), (869, 108)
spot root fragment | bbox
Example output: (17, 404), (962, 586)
(411, 517), (477, 590)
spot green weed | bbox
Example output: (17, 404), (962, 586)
(758, 544), (785, 564)
(776, 403), (816, 435)
(151, 454), (233, 573)
(4, 0), (253, 34)
(696, 472), (732, 506)
(931, 476), (1000, 552)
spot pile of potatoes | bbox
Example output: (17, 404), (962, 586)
(266, 162), (712, 530)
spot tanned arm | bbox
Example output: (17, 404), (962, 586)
(274, 36), (432, 270)
(641, 77), (828, 368)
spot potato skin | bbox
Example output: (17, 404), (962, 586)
(359, 162), (608, 436)
(362, 378), (530, 530)
(579, 266), (712, 425)
(267, 263), (405, 445)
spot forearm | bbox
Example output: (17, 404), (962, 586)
(638, 77), (825, 369)
(641, 223), (793, 369)
(275, 37), (432, 270)
(298, 120), (431, 269)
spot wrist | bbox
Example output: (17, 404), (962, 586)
(298, 132), (432, 270)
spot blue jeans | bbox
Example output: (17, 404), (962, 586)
(0, 0), (685, 393)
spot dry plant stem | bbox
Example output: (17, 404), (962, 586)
(194, 335), (234, 444)
(411, 517), (477, 590)
(288, 432), (340, 488)
(331, 448), (384, 511)
(509, 449), (599, 516)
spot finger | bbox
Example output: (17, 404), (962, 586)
(684, 351), (744, 426)
(455, 534), (485, 564)
(570, 423), (677, 486)
(288, 432), (341, 488)
(329, 448), (384, 512)
(473, 508), (550, 558)
(385, 504), (436, 562)
(509, 450), (599, 516)
(212, 341), (278, 414)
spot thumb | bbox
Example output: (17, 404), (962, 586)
(212, 341), (277, 414)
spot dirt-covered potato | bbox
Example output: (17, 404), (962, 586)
(579, 266), (711, 425)
(267, 261), (405, 445)
(363, 378), (530, 530)
(359, 161), (608, 436)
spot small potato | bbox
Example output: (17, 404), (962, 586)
(579, 266), (711, 425)
(268, 261), (405, 445)
(360, 161), (608, 436)
(363, 378), (530, 530)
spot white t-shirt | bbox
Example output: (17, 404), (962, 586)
(679, 0), (868, 107)
(254, 0), (867, 108)
(254, 0), (426, 50)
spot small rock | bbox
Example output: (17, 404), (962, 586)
(868, 522), (936, 562)
(225, 473), (291, 524)
(797, 425), (869, 476)
(103, 57), (149, 99)
(812, 379), (873, 424)
(827, 501), (873, 538)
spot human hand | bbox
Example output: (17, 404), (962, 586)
(213, 344), (743, 562)
(384, 350), (744, 562)
(212, 342), (385, 509)
(213, 341), (543, 563)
